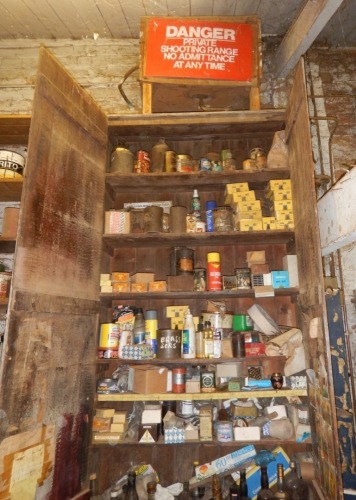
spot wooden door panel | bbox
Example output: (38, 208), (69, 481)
(0, 47), (107, 500)
(286, 58), (342, 499)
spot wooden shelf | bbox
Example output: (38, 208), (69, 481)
(103, 230), (295, 253)
(97, 388), (307, 402)
(105, 169), (290, 195)
(99, 288), (298, 306)
(0, 178), (23, 202)
(96, 355), (287, 366)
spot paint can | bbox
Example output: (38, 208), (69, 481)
(135, 150), (151, 173)
(156, 329), (182, 360)
(172, 367), (186, 393)
(99, 323), (120, 348)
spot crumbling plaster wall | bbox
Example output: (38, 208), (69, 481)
(0, 38), (354, 380)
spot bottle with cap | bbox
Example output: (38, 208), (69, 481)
(182, 308), (196, 359)
(145, 309), (158, 356)
(192, 189), (201, 220)
(207, 252), (222, 291)
(195, 316), (204, 359)
(133, 308), (145, 344)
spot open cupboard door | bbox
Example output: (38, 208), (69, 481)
(0, 47), (107, 499)
(286, 58), (342, 499)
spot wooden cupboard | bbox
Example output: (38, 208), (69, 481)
(0, 48), (342, 499)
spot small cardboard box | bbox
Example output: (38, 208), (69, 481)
(164, 426), (185, 444)
(271, 270), (290, 288)
(274, 210), (294, 221)
(268, 179), (292, 190)
(92, 432), (125, 442)
(222, 338), (233, 358)
(92, 416), (111, 432)
(225, 182), (250, 194)
(266, 189), (292, 201)
(138, 424), (160, 443)
(142, 404), (162, 424)
(110, 422), (128, 433)
(246, 251), (266, 265)
(216, 363), (242, 379)
(130, 282), (147, 293)
(105, 210), (130, 234)
(275, 220), (294, 230)
(167, 275), (194, 292)
(186, 379), (201, 393)
(148, 281), (167, 292)
(111, 272), (130, 282)
(234, 427), (260, 441)
(274, 199), (293, 212)
(245, 343), (266, 356)
(237, 200), (261, 212)
(112, 411), (127, 423)
(195, 445), (256, 480)
(250, 263), (270, 274)
(262, 216), (277, 230)
(233, 209), (262, 221)
(283, 255), (299, 287)
(112, 282), (130, 293)
(96, 408), (115, 418)
(130, 364), (168, 394)
(130, 272), (155, 283)
(238, 220), (263, 231)
(166, 305), (189, 318)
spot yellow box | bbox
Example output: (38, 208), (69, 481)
(225, 182), (249, 194)
(96, 408), (115, 418)
(113, 411), (128, 423)
(262, 217), (277, 230)
(110, 422), (128, 433)
(149, 281), (167, 292)
(130, 282), (147, 293)
(237, 199), (261, 212)
(171, 317), (184, 330)
(105, 210), (130, 234)
(233, 209), (262, 221)
(275, 220), (295, 230)
(274, 199), (293, 212)
(275, 210), (294, 221)
(269, 179), (291, 190)
(266, 189), (292, 201)
(225, 190), (256, 205)
(166, 305), (189, 318)
(238, 219), (263, 231)
(112, 282), (130, 293)
(111, 272), (130, 282)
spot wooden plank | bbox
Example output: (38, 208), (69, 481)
(0, 179), (23, 202)
(0, 115), (31, 145)
(318, 167), (356, 255)
(274, 0), (345, 77)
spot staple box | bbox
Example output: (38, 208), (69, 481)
(130, 282), (147, 293)
(233, 209), (263, 221)
(238, 220), (263, 231)
(274, 210), (294, 221)
(268, 179), (291, 190)
(225, 190), (256, 204)
(237, 200), (261, 212)
(266, 189), (292, 201)
(225, 182), (250, 194)
(110, 422), (128, 433)
(274, 199), (293, 212)
(166, 305), (189, 318)
(96, 408), (115, 418)
(131, 364), (168, 394)
(275, 220), (294, 230)
(105, 210), (130, 234)
(130, 272), (155, 283)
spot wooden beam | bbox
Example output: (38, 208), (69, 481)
(273, 0), (345, 78)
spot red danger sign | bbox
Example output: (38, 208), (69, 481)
(142, 17), (255, 82)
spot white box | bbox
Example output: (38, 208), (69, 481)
(263, 405), (287, 420)
(142, 405), (162, 424)
(216, 363), (242, 379)
(195, 445), (256, 480)
(283, 255), (299, 287)
(234, 427), (260, 441)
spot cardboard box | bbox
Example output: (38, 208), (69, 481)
(225, 182), (250, 194)
(237, 200), (261, 212)
(250, 263), (270, 274)
(92, 432), (125, 442)
(221, 338), (233, 358)
(275, 220), (294, 230)
(112, 411), (127, 423)
(167, 274), (194, 292)
(111, 272), (130, 282)
(231, 446), (290, 500)
(166, 305), (189, 318)
(274, 199), (293, 212)
(231, 401), (258, 418)
(130, 364), (168, 394)
(234, 427), (260, 441)
(283, 255), (299, 287)
(233, 209), (263, 222)
(148, 280), (167, 292)
(130, 282), (147, 293)
(139, 424), (160, 442)
(268, 179), (292, 190)
(112, 282), (130, 293)
(92, 416), (111, 432)
(124, 200), (172, 214)
(271, 270), (290, 288)
(121, 345), (154, 360)
(246, 251), (266, 265)
(274, 210), (294, 221)
(142, 404), (162, 424)
(266, 188), (292, 201)
(216, 363), (242, 379)
(263, 405), (287, 420)
(101, 285), (113, 293)
(185, 424), (199, 441)
(245, 343), (266, 356)
(226, 190), (256, 204)
(262, 216), (277, 230)
(185, 379), (201, 393)
(130, 272), (155, 283)
(105, 210), (130, 234)
(195, 445), (256, 480)
(110, 422), (128, 433)
(238, 220), (263, 231)
(164, 426), (185, 444)
(96, 408), (115, 418)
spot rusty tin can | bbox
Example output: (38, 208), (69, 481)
(135, 150), (151, 173)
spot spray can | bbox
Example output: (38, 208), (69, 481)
(145, 309), (158, 356)
(207, 252), (222, 291)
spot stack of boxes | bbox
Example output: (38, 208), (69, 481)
(99, 271), (167, 293)
(224, 182), (263, 231)
(92, 409), (128, 442)
(265, 179), (294, 230)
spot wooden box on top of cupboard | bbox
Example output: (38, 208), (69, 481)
(0, 47), (341, 500)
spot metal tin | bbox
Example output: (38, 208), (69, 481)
(135, 150), (151, 173)
(216, 421), (233, 442)
(235, 268), (252, 289)
(110, 146), (134, 173)
(99, 323), (120, 348)
(176, 154), (193, 172)
(164, 150), (177, 172)
(157, 329), (182, 360)
(221, 149), (233, 170)
(242, 158), (257, 170)
(172, 367), (186, 393)
(174, 246), (194, 275)
(200, 371), (215, 391)
(199, 157), (211, 171)
(212, 206), (233, 232)
(201, 311), (233, 329)
(97, 348), (119, 359)
(249, 147), (266, 159)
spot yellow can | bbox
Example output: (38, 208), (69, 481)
(99, 323), (120, 348)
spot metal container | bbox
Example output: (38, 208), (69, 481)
(156, 329), (182, 359)
(110, 146), (134, 173)
(176, 154), (193, 172)
(135, 150), (151, 173)
(212, 206), (233, 232)
(201, 310), (233, 329)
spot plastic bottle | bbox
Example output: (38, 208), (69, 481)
(207, 252), (222, 291)
(213, 328), (222, 358)
(145, 309), (158, 356)
(192, 189), (201, 220)
(133, 308), (145, 344)
(203, 321), (214, 358)
(182, 308), (196, 359)
(195, 317), (204, 359)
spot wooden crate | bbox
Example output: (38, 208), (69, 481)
(140, 16), (262, 113)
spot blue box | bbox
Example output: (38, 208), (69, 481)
(232, 446), (291, 500)
(271, 270), (290, 288)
